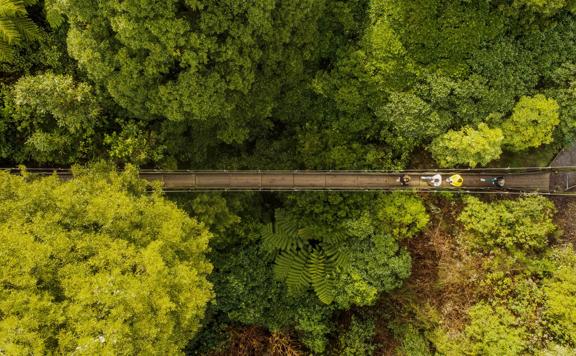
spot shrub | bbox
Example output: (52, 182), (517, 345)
(464, 303), (528, 355)
(338, 316), (377, 356)
(458, 196), (556, 252)
(542, 246), (576, 346)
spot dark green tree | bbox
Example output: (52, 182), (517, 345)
(49, 0), (325, 144)
(6, 72), (102, 163)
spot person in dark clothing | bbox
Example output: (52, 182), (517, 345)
(399, 174), (411, 186)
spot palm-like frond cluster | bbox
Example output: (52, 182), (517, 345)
(261, 210), (350, 304)
(0, 0), (40, 60)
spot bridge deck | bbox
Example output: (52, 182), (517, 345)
(139, 171), (552, 192)
(4, 168), (560, 193)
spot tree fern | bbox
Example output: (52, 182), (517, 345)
(322, 229), (347, 245)
(260, 209), (351, 304)
(274, 249), (310, 293)
(324, 244), (351, 270)
(0, 0), (41, 61)
(261, 210), (305, 252)
(308, 249), (335, 304)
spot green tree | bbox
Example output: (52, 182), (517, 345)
(0, 0), (40, 61)
(104, 121), (166, 165)
(502, 95), (560, 151)
(376, 92), (450, 144)
(430, 123), (504, 168)
(458, 196), (556, 252)
(371, 192), (429, 239)
(49, 0), (324, 144)
(0, 167), (213, 354)
(334, 232), (411, 308)
(6, 73), (102, 163)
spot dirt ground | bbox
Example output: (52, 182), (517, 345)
(551, 197), (576, 245)
(371, 195), (481, 356)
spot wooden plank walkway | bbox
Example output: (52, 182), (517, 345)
(5, 168), (567, 193)
(138, 171), (553, 192)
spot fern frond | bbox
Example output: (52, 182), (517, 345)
(323, 244), (351, 269)
(275, 210), (300, 237)
(308, 249), (335, 304)
(0, 18), (20, 44)
(322, 229), (347, 245)
(274, 250), (310, 293)
(0, 0), (26, 18)
(260, 210), (306, 252)
(261, 222), (301, 252)
(0, 37), (14, 61)
(12, 16), (40, 41)
(261, 223), (280, 252)
(45, 8), (63, 28)
(298, 226), (316, 240)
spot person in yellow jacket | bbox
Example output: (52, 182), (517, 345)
(447, 174), (463, 187)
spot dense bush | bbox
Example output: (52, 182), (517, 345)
(460, 303), (528, 355)
(459, 196), (556, 252)
(393, 324), (431, 356)
(338, 316), (377, 356)
(6, 73), (102, 163)
(543, 246), (576, 346)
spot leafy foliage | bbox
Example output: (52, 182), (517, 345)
(50, 0), (324, 145)
(430, 123), (504, 168)
(0, 167), (213, 354)
(338, 316), (378, 356)
(390, 323), (431, 356)
(0, 0), (40, 61)
(372, 192), (429, 239)
(502, 95), (560, 151)
(440, 303), (529, 355)
(5, 73), (102, 163)
(334, 233), (411, 308)
(543, 246), (576, 346)
(459, 196), (556, 252)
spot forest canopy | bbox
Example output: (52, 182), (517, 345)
(0, 0), (575, 354)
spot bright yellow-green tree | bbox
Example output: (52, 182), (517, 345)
(502, 95), (560, 151)
(429, 123), (504, 168)
(0, 167), (213, 354)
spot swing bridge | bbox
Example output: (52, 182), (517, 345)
(6, 166), (576, 195)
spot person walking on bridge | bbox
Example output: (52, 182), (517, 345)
(447, 174), (464, 187)
(422, 174), (443, 187)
